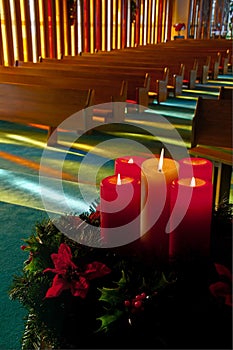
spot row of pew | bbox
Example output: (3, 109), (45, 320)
(0, 39), (232, 206)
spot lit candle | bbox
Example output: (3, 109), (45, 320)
(169, 176), (213, 263)
(114, 156), (147, 180)
(100, 173), (141, 248)
(178, 157), (213, 182)
(140, 150), (179, 264)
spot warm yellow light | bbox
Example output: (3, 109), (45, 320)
(29, 0), (37, 62)
(101, 0), (106, 51)
(139, 1), (143, 45)
(63, 0), (68, 56)
(38, 0), (46, 58)
(117, 0), (121, 49)
(112, 0), (116, 49)
(55, 0), (62, 58)
(107, 0), (111, 51)
(90, 0), (94, 53)
(9, 0), (19, 61)
(143, 0), (148, 45)
(77, 0), (82, 54)
(20, 0), (28, 61)
(0, 0), (9, 65)
(151, 0), (156, 43)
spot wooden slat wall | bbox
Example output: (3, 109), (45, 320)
(0, 0), (194, 65)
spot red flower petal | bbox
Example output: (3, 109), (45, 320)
(45, 274), (70, 298)
(214, 263), (232, 282)
(84, 261), (111, 280)
(71, 276), (90, 298)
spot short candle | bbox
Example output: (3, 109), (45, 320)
(178, 157), (213, 182)
(169, 177), (213, 262)
(100, 173), (141, 247)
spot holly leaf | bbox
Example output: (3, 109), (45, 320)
(96, 309), (124, 333)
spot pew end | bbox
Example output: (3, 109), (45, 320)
(189, 97), (232, 208)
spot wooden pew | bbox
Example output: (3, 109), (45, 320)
(190, 97), (232, 208)
(0, 83), (95, 145)
(218, 86), (233, 100)
(15, 60), (167, 105)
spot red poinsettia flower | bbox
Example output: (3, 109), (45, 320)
(209, 263), (232, 307)
(173, 23), (186, 32)
(44, 243), (111, 298)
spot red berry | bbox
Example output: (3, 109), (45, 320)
(135, 294), (142, 300)
(140, 292), (146, 299)
(134, 300), (142, 308)
(124, 300), (131, 307)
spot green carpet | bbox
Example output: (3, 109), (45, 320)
(0, 73), (232, 349)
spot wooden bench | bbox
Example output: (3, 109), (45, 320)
(15, 60), (166, 105)
(190, 97), (232, 208)
(218, 86), (233, 100)
(0, 83), (95, 146)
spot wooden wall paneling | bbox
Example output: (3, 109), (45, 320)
(117, 0), (122, 49)
(0, 2), (4, 65)
(134, 0), (139, 46)
(147, 0), (152, 43)
(3, 0), (14, 65)
(144, 0), (147, 44)
(42, 0), (49, 57)
(9, 0), (19, 61)
(54, 0), (62, 58)
(157, 0), (163, 43)
(89, 0), (95, 52)
(101, 0), (106, 51)
(83, 0), (89, 52)
(38, 0), (46, 58)
(167, 0), (173, 41)
(122, 0), (127, 48)
(76, 0), (82, 54)
(163, 0), (169, 42)
(33, 0), (41, 60)
(111, 0), (116, 49)
(150, 0), (155, 43)
(95, 0), (101, 51)
(23, 0), (32, 61)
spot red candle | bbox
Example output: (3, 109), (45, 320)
(100, 174), (141, 248)
(169, 177), (213, 263)
(114, 156), (147, 180)
(178, 157), (213, 182)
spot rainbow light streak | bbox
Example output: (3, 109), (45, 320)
(0, 169), (90, 214)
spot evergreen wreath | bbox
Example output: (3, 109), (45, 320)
(9, 200), (232, 349)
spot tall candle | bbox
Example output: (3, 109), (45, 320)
(114, 156), (147, 180)
(169, 177), (213, 263)
(140, 154), (179, 264)
(100, 174), (141, 248)
(178, 157), (213, 182)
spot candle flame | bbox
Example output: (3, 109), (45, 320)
(158, 148), (164, 172)
(117, 173), (121, 185)
(190, 177), (196, 187)
(128, 158), (134, 164)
